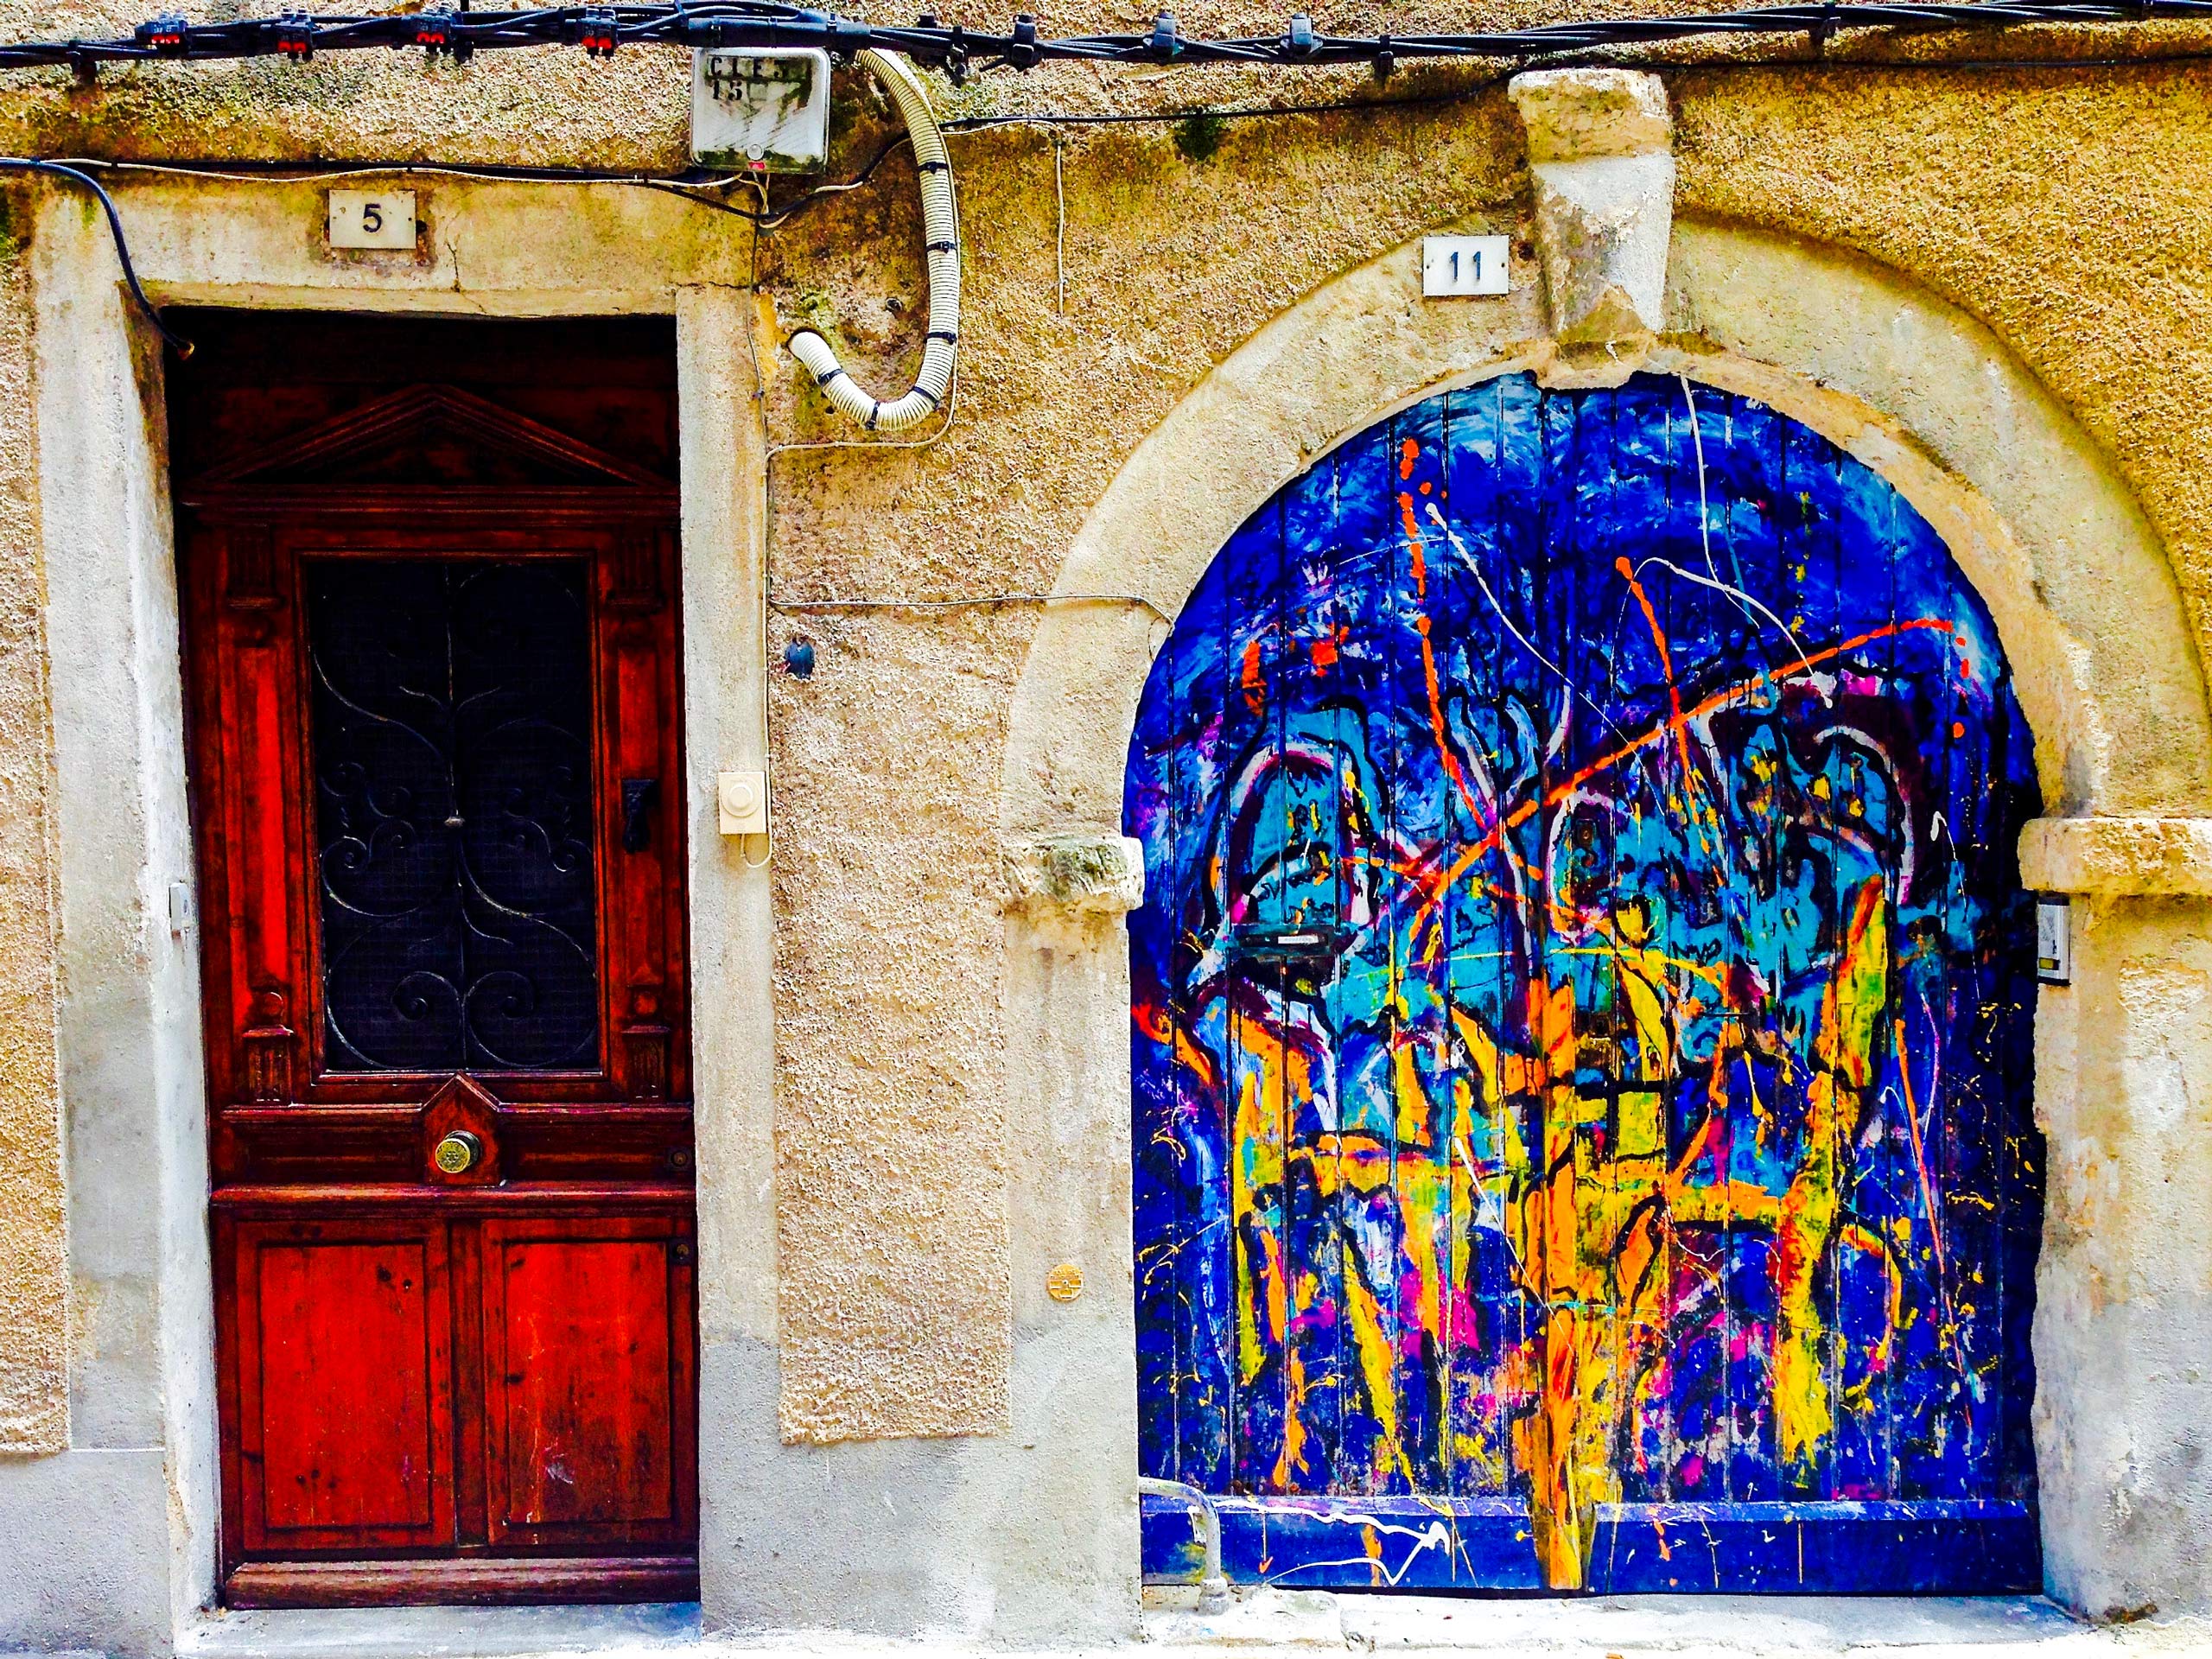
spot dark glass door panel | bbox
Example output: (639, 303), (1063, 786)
(306, 558), (600, 1074)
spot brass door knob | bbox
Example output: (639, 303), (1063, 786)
(433, 1130), (483, 1175)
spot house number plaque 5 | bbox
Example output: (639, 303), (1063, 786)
(328, 189), (417, 251)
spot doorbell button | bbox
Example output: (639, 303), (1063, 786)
(718, 768), (770, 836)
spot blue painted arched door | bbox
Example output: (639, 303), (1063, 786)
(1125, 372), (2044, 1594)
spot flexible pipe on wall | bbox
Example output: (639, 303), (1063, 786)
(1136, 1476), (1231, 1609)
(785, 48), (958, 432)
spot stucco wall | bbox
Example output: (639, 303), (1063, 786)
(758, 55), (2212, 1460)
(757, 84), (1524, 1445)
(0, 181), (67, 1456)
(3, 17), (2212, 1646)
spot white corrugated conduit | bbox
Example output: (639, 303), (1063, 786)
(785, 49), (959, 432)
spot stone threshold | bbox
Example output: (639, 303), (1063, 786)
(160, 1593), (2212, 1659)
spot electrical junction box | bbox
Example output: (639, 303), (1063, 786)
(691, 48), (830, 173)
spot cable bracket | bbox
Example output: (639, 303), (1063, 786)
(137, 13), (189, 55)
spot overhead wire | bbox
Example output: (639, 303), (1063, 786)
(46, 144), (917, 228)
(4, 0), (2212, 77)
(11, 0), (2212, 363)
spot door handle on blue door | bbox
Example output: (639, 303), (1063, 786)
(621, 778), (659, 853)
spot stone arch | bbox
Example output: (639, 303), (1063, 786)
(999, 214), (2212, 1620)
(1004, 217), (2212, 839)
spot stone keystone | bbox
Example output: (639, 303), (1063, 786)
(1508, 67), (1675, 380)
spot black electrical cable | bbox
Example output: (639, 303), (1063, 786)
(0, 159), (191, 353)
(6, 0), (2212, 77)
(939, 45), (2212, 128)
(16, 0), (2212, 361)
(62, 139), (917, 228)
(943, 86), (1510, 130)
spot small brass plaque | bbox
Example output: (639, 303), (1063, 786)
(1046, 1262), (1084, 1303)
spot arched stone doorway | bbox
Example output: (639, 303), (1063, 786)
(1124, 370), (2044, 1593)
(1000, 218), (2212, 1620)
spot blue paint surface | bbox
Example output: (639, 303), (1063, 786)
(1126, 373), (2044, 1593)
(1139, 1494), (2038, 1593)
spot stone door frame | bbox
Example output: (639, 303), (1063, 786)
(1001, 214), (2212, 1620)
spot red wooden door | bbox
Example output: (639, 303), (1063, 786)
(176, 317), (696, 1608)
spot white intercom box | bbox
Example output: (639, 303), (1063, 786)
(691, 48), (831, 173)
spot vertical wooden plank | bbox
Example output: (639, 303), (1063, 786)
(1728, 398), (1785, 1507)
(1932, 501), (1993, 1503)
(601, 531), (688, 1103)
(230, 527), (304, 1103)
(1281, 448), (1347, 1495)
(1187, 547), (1237, 1495)
(1527, 381), (1579, 1586)
(1326, 421), (1399, 1500)
(1274, 482), (1319, 1493)
(1493, 373), (1545, 1528)
(1440, 382), (1501, 1502)
(213, 1216), (249, 1580)
(1614, 378), (1668, 1513)
(450, 1217), (489, 1545)
(1396, 399), (1456, 1498)
(1994, 660), (2044, 1507)
(1431, 387), (1487, 1508)
(1350, 407), (1409, 1502)
(1127, 535), (1179, 1487)
(1221, 497), (1287, 1493)
(1864, 464), (1912, 1503)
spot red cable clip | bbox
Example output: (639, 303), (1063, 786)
(578, 9), (619, 58)
(136, 13), (189, 54)
(412, 8), (454, 52)
(274, 11), (315, 60)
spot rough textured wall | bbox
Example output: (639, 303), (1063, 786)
(2034, 896), (2212, 1616)
(1, 4), (2211, 1452)
(757, 52), (2212, 1438)
(1669, 56), (2212, 696)
(758, 95), (1522, 1437)
(0, 184), (67, 1455)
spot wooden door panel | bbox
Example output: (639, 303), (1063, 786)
(192, 522), (691, 1125)
(602, 533), (683, 1104)
(230, 1219), (454, 1552)
(184, 519), (311, 1112)
(1126, 372), (2046, 1594)
(480, 1216), (696, 1546)
(178, 330), (695, 1606)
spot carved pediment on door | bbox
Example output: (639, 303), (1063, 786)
(178, 383), (677, 512)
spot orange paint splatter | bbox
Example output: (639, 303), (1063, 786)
(1398, 491), (1427, 588)
(1417, 612), (1478, 818)
(1430, 617), (1962, 895)
(1241, 636), (1267, 714)
(1617, 555), (1695, 779)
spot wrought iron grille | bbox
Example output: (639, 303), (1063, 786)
(306, 557), (601, 1072)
